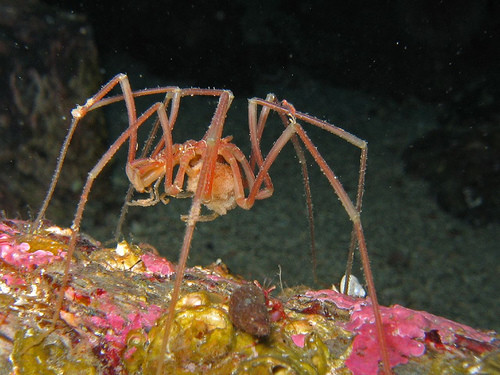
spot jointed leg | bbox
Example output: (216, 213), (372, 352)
(50, 99), (168, 328)
(32, 74), (137, 233)
(247, 94), (275, 199)
(154, 90), (234, 375)
(115, 120), (164, 240)
(250, 95), (319, 282)
(248, 97), (368, 287)
(241, 99), (391, 374)
(343, 145), (367, 295)
(114, 91), (180, 240)
(293, 125), (390, 374)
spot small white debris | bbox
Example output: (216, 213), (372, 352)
(0, 283), (10, 294)
(115, 241), (129, 257)
(46, 226), (72, 237)
(26, 284), (38, 297)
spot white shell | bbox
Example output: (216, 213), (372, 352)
(340, 274), (366, 298)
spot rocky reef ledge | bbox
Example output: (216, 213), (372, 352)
(0, 219), (498, 374)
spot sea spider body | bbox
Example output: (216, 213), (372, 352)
(126, 136), (240, 216)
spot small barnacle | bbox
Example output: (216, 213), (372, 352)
(229, 283), (270, 337)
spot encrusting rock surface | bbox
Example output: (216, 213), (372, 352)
(0, 219), (498, 374)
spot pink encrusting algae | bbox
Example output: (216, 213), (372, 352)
(141, 252), (175, 277)
(0, 222), (66, 270)
(88, 297), (163, 350)
(305, 288), (496, 375)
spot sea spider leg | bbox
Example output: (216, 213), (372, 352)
(114, 98), (171, 240)
(241, 97), (391, 375)
(29, 73), (145, 327)
(32, 74), (138, 233)
(35, 74), (188, 328)
(33, 74), (234, 375)
(249, 96), (366, 290)
(50, 100), (169, 328)
(154, 90), (234, 375)
(249, 95), (318, 282)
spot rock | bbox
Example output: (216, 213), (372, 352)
(0, 0), (106, 225)
(0, 218), (498, 374)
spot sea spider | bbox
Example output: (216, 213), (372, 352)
(32, 74), (392, 374)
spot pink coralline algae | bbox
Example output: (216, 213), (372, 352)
(141, 252), (175, 277)
(0, 223), (65, 271)
(291, 333), (307, 348)
(345, 304), (425, 375)
(60, 284), (164, 369)
(86, 289), (163, 351)
(305, 289), (496, 375)
(1, 272), (25, 286)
